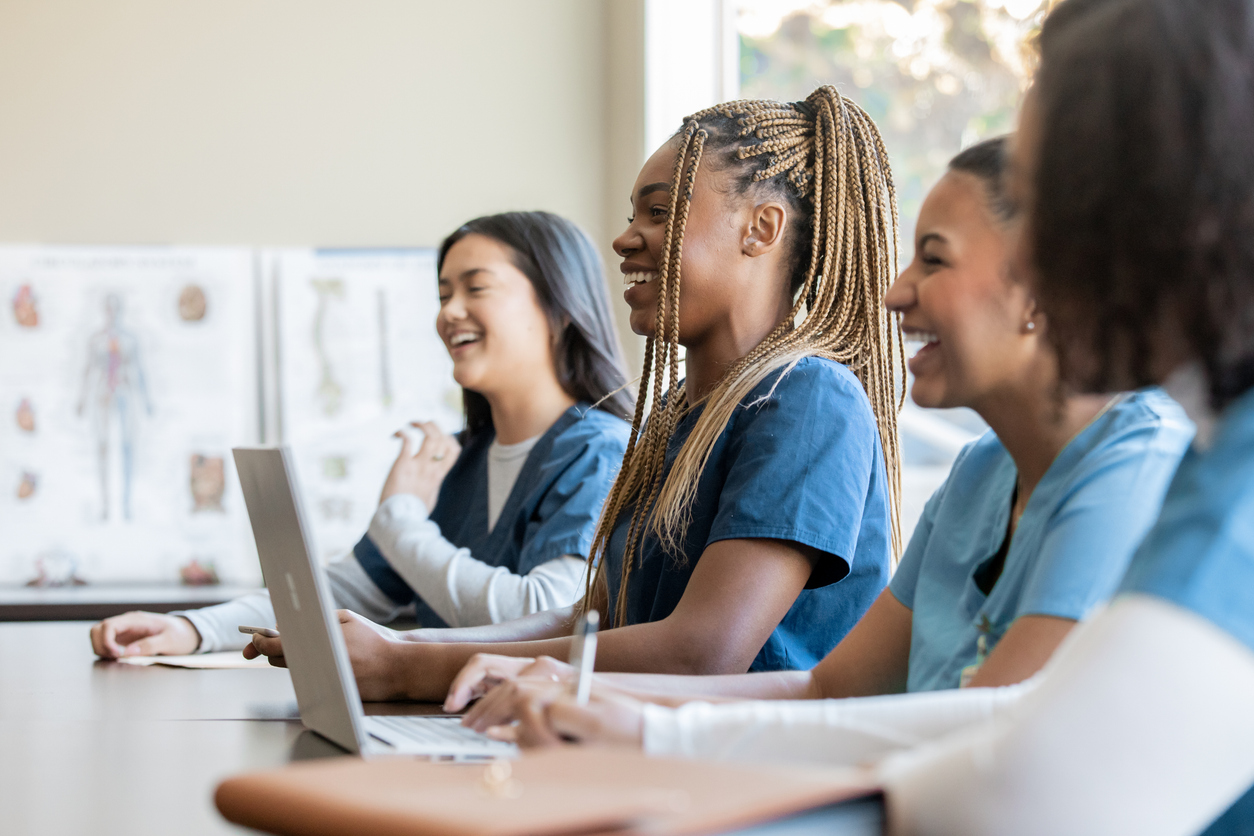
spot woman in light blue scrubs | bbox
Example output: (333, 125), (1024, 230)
(450, 136), (1195, 743)
(881, 0), (1254, 831)
(89, 211), (633, 657)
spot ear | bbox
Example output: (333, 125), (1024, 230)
(743, 202), (788, 257)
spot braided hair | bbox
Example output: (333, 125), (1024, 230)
(585, 86), (904, 627)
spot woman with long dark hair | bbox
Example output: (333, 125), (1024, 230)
(89, 211), (633, 656)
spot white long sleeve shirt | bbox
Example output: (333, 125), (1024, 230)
(177, 436), (586, 652)
(639, 597), (1254, 836)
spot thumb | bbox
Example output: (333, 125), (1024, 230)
(394, 431), (413, 459)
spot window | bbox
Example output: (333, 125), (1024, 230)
(736, 0), (1050, 542)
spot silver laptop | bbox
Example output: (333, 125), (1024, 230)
(232, 446), (518, 760)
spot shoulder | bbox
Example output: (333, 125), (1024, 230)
(556, 406), (631, 450)
(737, 357), (875, 428)
(1045, 389), (1193, 494)
(542, 406), (630, 472)
(1092, 388), (1194, 450)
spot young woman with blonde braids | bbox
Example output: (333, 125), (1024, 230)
(250, 85), (904, 702)
(454, 137), (1192, 749)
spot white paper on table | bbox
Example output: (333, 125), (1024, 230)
(115, 651), (273, 669)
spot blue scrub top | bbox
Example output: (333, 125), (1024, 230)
(891, 389), (1193, 693)
(604, 356), (892, 672)
(1119, 386), (1254, 836)
(355, 403), (629, 627)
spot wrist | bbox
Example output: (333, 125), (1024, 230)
(390, 640), (459, 702)
(175, 615), (203, 652)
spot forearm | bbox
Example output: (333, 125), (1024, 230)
(598, 669), (818, 706)
(881, 596), (1254, 836)
(401, 606), (576, 644)
(368, 495), (584, 627)
(173, 592), (275, 652)
(642, 683), (1030, 767)
(393, 616), (761, 702)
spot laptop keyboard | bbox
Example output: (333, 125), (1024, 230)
(367, 715), (513, 750)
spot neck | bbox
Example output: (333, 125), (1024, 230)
(683, 292), (794, 400)
(484, 376), (576, 445)
(973, 368), (1114, 504)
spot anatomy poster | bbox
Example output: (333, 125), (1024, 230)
(269, 249), (461, 564)
(0, 246), (260, 586)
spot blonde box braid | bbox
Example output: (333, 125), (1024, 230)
(585, 86), (905, 628)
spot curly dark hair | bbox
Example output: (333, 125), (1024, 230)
(1031, 0), (1254, 408)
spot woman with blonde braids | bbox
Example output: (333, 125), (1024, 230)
(250, 86), (901, 703)
(455, 137), (1192, 751)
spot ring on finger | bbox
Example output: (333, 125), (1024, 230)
(432, 451), (446, 461)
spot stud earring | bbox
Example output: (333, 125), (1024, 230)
(1025, 320), (1037, 332)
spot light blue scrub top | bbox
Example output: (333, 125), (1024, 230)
(890, 388), (1193, 692)
(1119, 386), (1254, 836)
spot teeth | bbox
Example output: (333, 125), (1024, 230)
(622, 271), (657, 286)
(450, 332), (480, 346)
(903, 331), (939, 345)
(903, 331), (939, 358)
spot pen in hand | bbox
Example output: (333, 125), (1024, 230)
(567, 610), (599, 706)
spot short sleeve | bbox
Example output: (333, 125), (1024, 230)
(705, 359), (882, 582)
(514, 414), (628, 572)
(1018, 436), (1184, 621)
(889, 473), (951, 611)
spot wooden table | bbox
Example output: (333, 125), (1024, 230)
(0, 620), (437, 835)
(1, 621), (884, 836)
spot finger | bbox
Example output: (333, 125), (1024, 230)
(484, 725), (520, 743)
(89, 622), (110, 658)
(121, 635), (167, 657)
(462, 684), (517, 731)
(393, 431), (413, 460)
(517, 697), (565, 748)
(266, 654), (288, 668)
(415, 421), (445, 443)
(446, 657), (522, 713)
(99, 621), (127, 658)
(252, 634), (285, 657)
(546, 700), (605, 744)
(445, 659), (493, 712)
(242, 643), (259, 659)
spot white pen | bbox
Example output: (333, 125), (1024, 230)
(567, 610), (599, 706)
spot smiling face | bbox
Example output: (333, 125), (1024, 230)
(436, 233), (557, 399)
(611, 140), (792, 346)
(884, 170), (1039, 410)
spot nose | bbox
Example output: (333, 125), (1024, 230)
(883, 267), (917, 314)
(613, 223), (641, 259)
(438, 289), (467, 331)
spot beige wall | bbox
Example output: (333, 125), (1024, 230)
(0, 0), (648, 366)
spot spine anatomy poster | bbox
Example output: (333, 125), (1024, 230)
(269, 249), (460, 566)
(0, 245), (456, 589)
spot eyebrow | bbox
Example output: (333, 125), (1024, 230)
(636, 182), (670, 200)
(917, 232), (946, 249)
(437, 267), (492, 284)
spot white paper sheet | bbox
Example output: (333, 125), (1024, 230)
(115, 651), (273, 669)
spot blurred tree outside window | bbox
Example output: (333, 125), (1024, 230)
(736, 0), (1051, 543)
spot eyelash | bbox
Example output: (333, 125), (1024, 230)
(627, 206), (670, 224)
